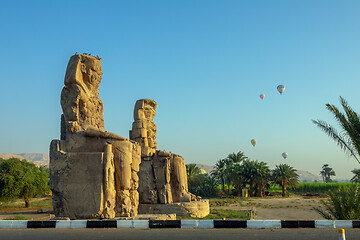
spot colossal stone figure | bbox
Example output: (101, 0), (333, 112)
(50, 54), (141, 219)
(130, 99), (209, 218)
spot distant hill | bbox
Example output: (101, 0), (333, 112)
(193, 164), (214, 174)
(297, 170), (322, 183)
(0, 153), (49, 166)
(0, 153), (26, 161)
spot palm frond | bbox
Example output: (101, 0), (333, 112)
(312, 119), (360, 164)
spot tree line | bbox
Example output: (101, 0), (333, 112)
(0, 158), (49, 207)
(187, 151), (299, 198)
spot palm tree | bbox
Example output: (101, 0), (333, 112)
(320, 164), (336, 183)
(241, 160), (257, 197)
(351, 169), (360, 183)
(312, 96), (360, 164)
(186, 164), (202, 194)
(229, 163), (246, 196)
(271, 164), (299, 197)
(203, 174), (220, 197)
(211, 159), (227, 192)
(227, 151), (247, 164)
(223, 151), (248, 193)
(253, 161), (270, 197)
(186, 164), (201, 179)
(240, 160), (270, 197)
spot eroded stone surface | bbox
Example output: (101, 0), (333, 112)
(130, 99), (209, 217)
(139, 200), (210, 218)
(50, 54), (140, 219)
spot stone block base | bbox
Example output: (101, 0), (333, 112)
(138, 200), (209, 218)
(135, 214), (176, 220)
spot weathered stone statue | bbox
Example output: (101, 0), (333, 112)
(130, 99), (209, 218)
(50, 54), (141, 219)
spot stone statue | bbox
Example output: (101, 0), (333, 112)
(50, 54), (141, 219)
(130, 99), (209, 217)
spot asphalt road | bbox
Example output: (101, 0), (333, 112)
(1, 229), (360, 240)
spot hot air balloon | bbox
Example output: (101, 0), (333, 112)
(260, 94), (265, 100)
(251, 139), (257, 147)
(277, 85), (285, 95)
(282, 152), (288, 159)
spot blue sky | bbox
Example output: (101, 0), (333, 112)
(1, 1), (360, 179)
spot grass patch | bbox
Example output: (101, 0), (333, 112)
(0, 201), (23, 210)
(3, 215), (28, 220)
(209, 198), (244, 207)
(0, 198), (52, 210)
(202, 209), (250, 220)
(289, 183), (358, 194)
(178, 209), (251, 220)
(31, 199), (52, 209)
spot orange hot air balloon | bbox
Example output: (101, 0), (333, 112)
(260, 94), (265, 100)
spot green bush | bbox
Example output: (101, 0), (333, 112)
(188, 174), (220, 197)
(315, 185), (360, 220)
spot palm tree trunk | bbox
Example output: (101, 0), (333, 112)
(221, 178), (225, 192)
(261, 183), (265, 197)
(255, 184), (261, 197)
(227, 177), (231, 193)
(249, 183), (254, 197)
(282, 184), (286, 197)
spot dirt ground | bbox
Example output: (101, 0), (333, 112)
(212, 195), (328, 220)
(0, 195), (328, 220)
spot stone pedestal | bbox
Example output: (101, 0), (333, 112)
(139, 200), (210, 218)
(50, 140), (115, 219)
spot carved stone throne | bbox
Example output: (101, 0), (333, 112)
(50, 54), (141, 219)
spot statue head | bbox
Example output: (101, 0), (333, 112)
(64, 54), (103, 94)
(61, 53), (105, 136)
(134, 99), (157, 121)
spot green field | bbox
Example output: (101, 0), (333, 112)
(288, 183), (358, 194)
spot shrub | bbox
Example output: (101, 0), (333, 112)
(314, 185), (360, 220)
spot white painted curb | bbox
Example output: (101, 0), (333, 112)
(55, 220), (71, 228)
(315, 220), (335, 229)
(133, 220), (149, 228)
(181, 220), (198, 228)
(117, 220), (149, 228)
(0, 220), (28, 229)
(56, 220), (87, 228)
(198, 220), (214, 229)
(247, 220), (281, 229)
(334, 220), (353, 229)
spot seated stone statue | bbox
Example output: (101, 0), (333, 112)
(50, 54), (141, 219)
(130, 99), (207, 214)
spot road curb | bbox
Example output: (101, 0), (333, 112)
(1, 220), (360, 229)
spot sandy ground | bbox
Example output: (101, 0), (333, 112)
(0, 195), (328, 220)
(211, 195), (328, 220)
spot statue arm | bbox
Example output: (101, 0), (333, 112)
(84, 126), (127, 141)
